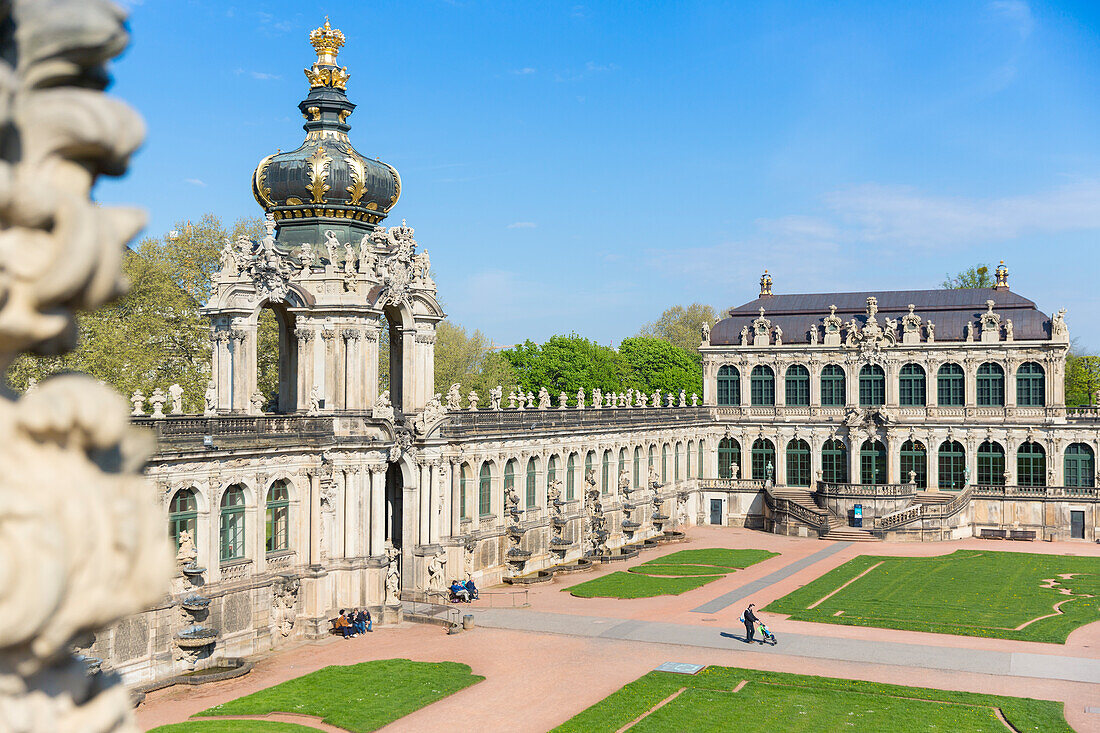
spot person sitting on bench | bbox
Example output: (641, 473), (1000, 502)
(357, 608), (372, 633)
(450, 580), (470, 602)
(336, 609), (354, 638)
(464, 577), (478, 601)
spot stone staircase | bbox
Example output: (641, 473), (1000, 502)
(909, 491), (954, 506)
(766, 487), (880, 542)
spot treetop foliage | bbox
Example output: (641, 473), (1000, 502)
(941, 264), (994, 289)
(637, 302), (717, 358)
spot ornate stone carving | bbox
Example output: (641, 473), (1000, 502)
(412, 394), (445, 434)
(752, 308), (772, 346)
(1051, 308), (1069, 342)
(446, 383), (462, 411)
(823, 304), (843, 346)
(271, 576), (299, 637)
(372, 390), (394, 421)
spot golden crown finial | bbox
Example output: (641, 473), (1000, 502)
(309, 17), (345, 66)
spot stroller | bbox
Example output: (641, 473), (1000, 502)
(757, 621), (776, 645)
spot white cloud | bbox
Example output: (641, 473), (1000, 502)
(184, 178), (207, 187)
(510, 67), (537, 76)
(507, 221), (537, 229)
(250, 71), (281, 81)
(989, 0), (1034, 39)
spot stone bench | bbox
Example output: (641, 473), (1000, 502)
(978, 528), (1007, 540)
(1008, 529), (1036, 541)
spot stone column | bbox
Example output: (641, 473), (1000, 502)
(229, 329), (247, 412)
(401, 327), (417, 414)
(321, 328), (337, 411)
(450, 459), (463, 536)
(308, 471), (322, 566)
(214, 330), (231, 412)
(296, 327), (315, 412)
(885, 361), (900, 409)
(927, 434), (940, 490)
(429, 461), (442, 545)
(364, 328), (381, 409)
(419, 461), (431, 545)
(369, 465), (385, 556)
(703, 438), (717, 479)
(1005, 360), (1018, 408)
(809, 362), (821, 407)
(885, 433), (897, 484)
(775, 433), (787, 487)
(341, 330), (359, 410)
(848, 436), (861, 486)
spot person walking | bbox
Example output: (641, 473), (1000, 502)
(742, 603), (759, 644)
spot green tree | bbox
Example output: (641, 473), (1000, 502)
(637, 303), (717, 358)
(619, 337), (702, 396)
(503, 334), (627, 402)
(941, 264), (993, 289)
(433, 321), (519, 397)
(1066, 349), (1100, 407)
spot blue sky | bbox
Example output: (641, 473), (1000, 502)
(100, 0), (1100, 350)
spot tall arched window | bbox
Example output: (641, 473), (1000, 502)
(937, 363), (964, 406)
(750, 365), (775, 406)
(976, 363), (1005, 406)
(169, 488), (198, 552)
(661, 444), (669, 484)
(821, 364), (846, 407)
(859, 441), (886, 485)
(504, 459), (517, 506)
(479, 462), (492, 515)
(785, 364), (810, 406)
(459, 463), (471, 519)
(858, 365), (885, 406)
(675, 443), (682, 480)
(601, 450), (611, 494)
(900, 440), (926, 488)
(899, 364), (926, 406)
(938, 440), (966, 490)
(717, 365), (740, 406)
(619, 448), (628, 488)
(751, 438), (775, 481)
(977, 441), (1004, 486)
(786, 439), (811, 487)
(526, 457), (538, 508)
(1017, 443), (1046, 487)
(219, 485), (246, 562)
(546, 455), (558, 499)
(648, 446), (656, 483)
(698, 441), (704, 478)
(265, 481), (290, 553)
(633, 446), (642, 488)
(718, 438), (741, 479)
(1017, 362), (1045, 407)
(821, 439), (848, 484)
(686, 440), (694, 479)
(1065, 443), (1095, 488)
(565, 454), (576, 500)
(585, 451), (595, 483)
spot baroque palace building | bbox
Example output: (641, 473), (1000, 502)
(90, 20), (1099, 686)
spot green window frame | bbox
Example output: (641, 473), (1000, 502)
(169, 488), (198, 552)
(546, 456), (557, 500)
(219, 486), (246, 562)
(1017, 442), (1046, 487)
(661, 445), (669, 484)
(717, 365), (740, 406)
(602, 451), (610, 494)
(698, 441), (704, 478)
(585, 451), (596, 488)
(504, 459), (516, 507)
(821, 439), (848, 484)
(479, 462), (492, 515)
(565, 454), (576, 500)
(820, 364), (846, 407)
(786, 439), (811, 487)
(860, 441), (886, 486)
(686, 441), (693, 479)
(937, 363), (964, 406)
(526, 458), (537, 507)
(785, 365), (810, 406)
(619, 448), (628, 489)
(633, 447), (641, 488)
(976, 363), (1005, 406)
(459, 464), (470, 519)
(899, 363), (926, 406)
(938, 440), (966, 490)
(648, 446), (656, 484)
(858, 365), (885, 406)
(718, 438), (741, 479)
(1016, 362), (1045, 407)
(751, 438), (775, 481)
(900, 440), (926, 488)
(1064, 443), (1094, 488)
(750, 365), (775, 406)
(674, 444), (681, 481)
(265, 482), (290, 553)
(977, 441), (1005, 486)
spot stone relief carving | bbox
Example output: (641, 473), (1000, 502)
(385, 545), (400, 604)
(412, 394), (445, 435)
(271, 577), (299, 637)
(427, 550), (446, 593)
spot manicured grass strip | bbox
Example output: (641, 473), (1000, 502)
(150, 723), (315, 733)
(765, 549), (1100, 644)
(628, 564), (729, 577)
(196, 659), (483, 733)
(642, 548), (778, 569)
(567, 571), (722, 598)
(552, 665), (1071, 733)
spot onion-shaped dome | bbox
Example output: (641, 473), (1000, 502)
(251, 19), (400, 248)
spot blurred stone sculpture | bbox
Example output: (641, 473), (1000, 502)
(0, 2), (172, 730)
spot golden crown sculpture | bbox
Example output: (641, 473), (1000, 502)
(309, 17), (345, 66)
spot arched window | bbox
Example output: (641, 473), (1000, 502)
(601, 450), (611, 494)
(858, 365), (885, 406)
(675, 443), (682, 481)
(479, 462), (492, 515)
(565, 454), (576, 500)
(786, 439), (811, 487)
(899, 364), (926, 406)
(750, 365), (775, 406)
(820, 365), (845, 407)
(661, 444), (669, 484)
(633, 446), (642, 488)
(219, 485), (246, 562)
(504, 459), (517, 507)
(546, 455), (558, 499)
(717, 365), (740, 406)
(686, 440), (694, 479)
(977, 442), (1004, 486)
(976, 363), (1005, 406)
(859, 440), (886, 486)
(1017, 362), (1045, 407)
(751, 438), (775, 481)
(698, 441), (704, 478)
(1017, 442), (1046, 487)
(459, 463), (471, 519)
(719, 438), (741, 479)
(648, 445), (656, 483)
(1065, 443), (1095, 488)
(169, 488), (198, 552)
(938, 440), (966, 490)
(937, 363), (964, 406)
(785, 364), (810, 406)
(821, 439), (848, 484)
(526, 457), (538, 508)
(265, 481), (290, 553)
(619, 448), (628, 489)
(585, 451), (595, 484)
(900, 440), (926, 488)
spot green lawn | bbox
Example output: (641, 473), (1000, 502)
(192, 659), (483, 732)
(765, 549), (1100, 643)
(553, 665), (1070, 732)
(566, 548), (777, 599)
(151, 723), (314, 733)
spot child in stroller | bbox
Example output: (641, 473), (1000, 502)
(757, 620), (776, 645)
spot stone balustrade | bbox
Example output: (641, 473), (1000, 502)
(440, 406), (713, 438)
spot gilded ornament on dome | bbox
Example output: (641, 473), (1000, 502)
(345, 155), (367, 205)
(307, 106), (321, 121)
(252, 153), (276, 208)
(309, 17), (346, 65)
(306, 144), (331, 204)
(338, 109), (351, 123)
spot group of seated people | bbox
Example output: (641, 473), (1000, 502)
(333, 608), (371, 638)
(449, 578), (478, 603)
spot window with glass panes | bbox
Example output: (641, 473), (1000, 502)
(686, 441), (693, 479)
(786, 439), (811, 487)
(751, 439), (775, 481)
(1064, 443), (1095, 488)
(504, 459), (516, 504)
(938, 440), (966, 489)
(526, 458), (537, 507)
(648, 446), (655, 482)
(718, 438), (741, 479)
(860, 441), (886, 485)
(661, 445), (669, 484)
(717, 365), (740, 406)
(169, 488), (198, 552)
(899, 363), (926, 406)
(977, 442), (1004, 486)
(1017, 443), (1046, 487)
(479, 463), (492, 515)
(633, 447), (641, 488)
(219, 486), (246, 562)
(821, 439), (848, 483)
(820, 365), (845, 406)
(601, 451), (610, 494)
(674, 444), (681, 480)
(566, 455), (576, 500)
(459, 464), (470, 519)
(785, 364), (810, 406)
(265, 482), (289, 553)
(546, 456), (557, 502)
(900, 440), (926, 488)
(698, 442), (704, 478)
(750, 365), (775, 406)
(976, 363), (1004, 406)
(1016, 362), (1045, 407)
(858, 365), (885, 406)
(585, 452), (595, 487)
(619, 448), (628, 489)
(937, 363), (964, 406)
